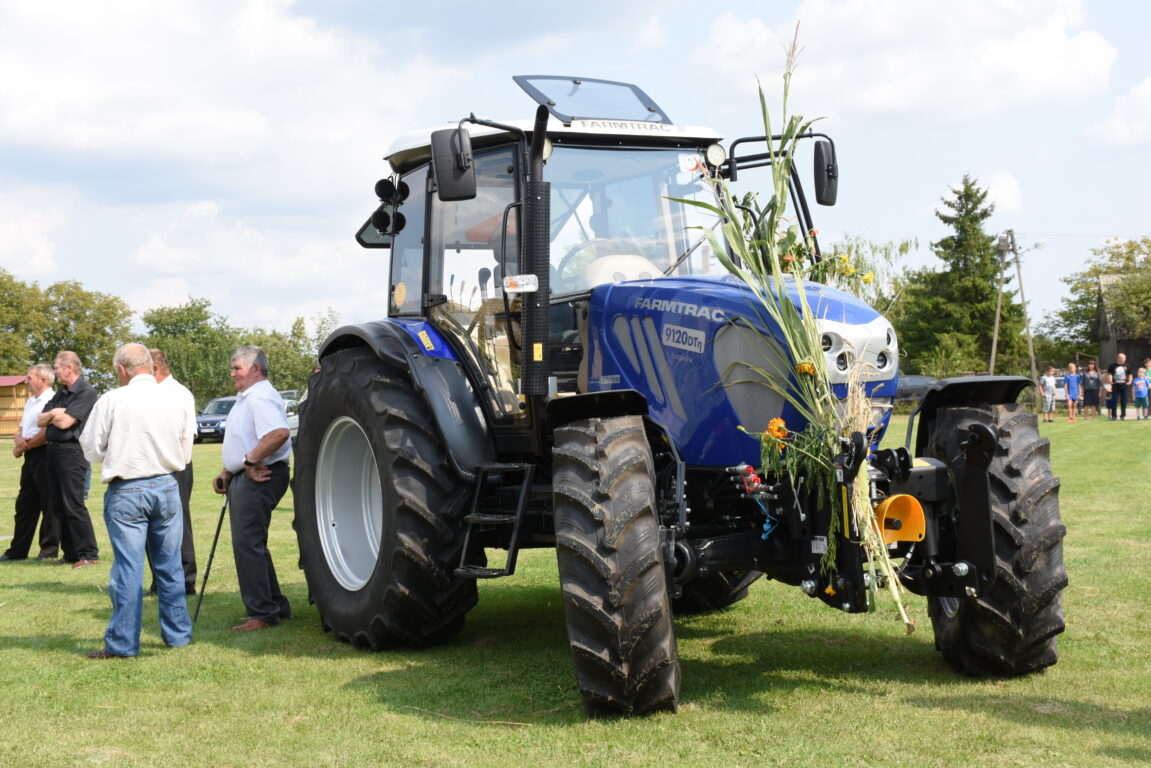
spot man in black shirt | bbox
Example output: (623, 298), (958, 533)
(1107, 352), (1130, 420)
(37, 351), (100, 567)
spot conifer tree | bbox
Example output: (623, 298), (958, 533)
(894, 175), (1026, 375)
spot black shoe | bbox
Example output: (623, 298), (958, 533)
(0, 553), (25, 562)
(186, 586), (197, 596)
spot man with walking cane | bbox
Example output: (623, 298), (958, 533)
(79, 343), (194, 658)
(212, 346), (292, 632)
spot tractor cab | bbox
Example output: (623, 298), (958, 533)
(354, 76), (836, 446)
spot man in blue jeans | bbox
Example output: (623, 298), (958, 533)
(79, 343), (196, 658)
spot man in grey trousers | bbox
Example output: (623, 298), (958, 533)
(212, 346), (292, 631)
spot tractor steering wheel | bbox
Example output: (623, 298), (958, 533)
(556, 238), (657, 290)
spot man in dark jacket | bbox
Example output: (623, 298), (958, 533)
(38, 351), (100, 567)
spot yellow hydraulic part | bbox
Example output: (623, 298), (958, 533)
(874, 494), (926, 545)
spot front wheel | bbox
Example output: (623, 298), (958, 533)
(293, 347), (477, 649)
(925, 403), (1067, 676)
(673, 570), (762, 615)
(553, 416), (680, 717)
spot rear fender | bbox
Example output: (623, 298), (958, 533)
(319, 321), (495, 478)
(909, 376), (1032, 456)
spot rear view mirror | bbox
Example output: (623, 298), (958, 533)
(431, 128), (477, 201)
(813, 140), (838, 206)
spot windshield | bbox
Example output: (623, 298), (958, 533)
(202, 399), (235, 416)
(546, 146), (719, 293)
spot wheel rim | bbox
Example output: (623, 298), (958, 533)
(316, 416), (382, 591)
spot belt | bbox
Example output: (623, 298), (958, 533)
(107, 473), (175, 486)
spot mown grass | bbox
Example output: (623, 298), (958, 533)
(1, 415), (1149, 767)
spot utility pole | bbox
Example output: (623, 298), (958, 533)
(1006, 229), (1039, 385)
(991, 230), (1041, 384)
(990, 235), (1009, 374)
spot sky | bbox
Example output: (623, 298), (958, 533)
(2, 0), (1148, 338)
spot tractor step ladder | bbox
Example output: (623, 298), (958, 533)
(455, 462), (535, 579)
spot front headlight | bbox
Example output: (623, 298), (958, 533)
(816, 316), (898, 385)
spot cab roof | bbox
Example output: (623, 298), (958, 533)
(384, 75), (723, 174)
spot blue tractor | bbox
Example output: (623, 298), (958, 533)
(293, 76), (1066, 717)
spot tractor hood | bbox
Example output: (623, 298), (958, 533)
(582, 274), (898, 466)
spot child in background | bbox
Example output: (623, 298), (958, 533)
(1064, 362), (1081, 422)
(1133, 367), (1150, 420)
(1041, 366), (1057, 423)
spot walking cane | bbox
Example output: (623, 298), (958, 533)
(193, 487), (229, 623)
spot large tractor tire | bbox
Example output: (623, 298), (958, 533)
(925, 403), (1067, 676)
(293, 347), (477, 649)
(552, 416), (680, 717)
(673, 570), (763, 615)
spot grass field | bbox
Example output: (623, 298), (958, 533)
(1, 415), (1149, 767)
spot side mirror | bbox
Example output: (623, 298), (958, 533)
(813, 140), (838, 206)
(431, 128), (477, 201)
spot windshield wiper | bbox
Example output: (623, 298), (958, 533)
(664, 219), (722, 276)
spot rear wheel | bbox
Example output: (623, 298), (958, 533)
(293, 347), (477, 648)
(553, 416), (680, 717)
(925, 403), (1066, 676)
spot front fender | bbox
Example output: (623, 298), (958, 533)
(319, 321), (495, 478)
(910, 376), (1032, 455)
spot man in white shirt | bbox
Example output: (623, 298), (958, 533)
(80, 343), (195, 658)
(212, 345), (292, 631)
(146, 348), (198, 595)
(1, 364), (59, 561)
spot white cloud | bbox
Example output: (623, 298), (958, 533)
(122, 198), (388, 328)
(122, 277), (195, 320)
(0, 185), (69, 275)
(1089, 77), (1151, 146)
(0, 0), (464, 208)
(984, 170), (1024, 215)
(635, 17), (667, 49)
(695, 0), (1117, 121)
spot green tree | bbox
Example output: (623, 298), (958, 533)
(1042, 236), (1151, 347)
(0, 269), (44, 373)
(143, 299), (338, 407)
(894, 175), (1026, 374)
(240, 309), (338, 396)
(822, 236), (918, 316)
(29, 280), (133, 391)
(142, 298), (239, 406)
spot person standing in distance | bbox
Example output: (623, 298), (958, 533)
(146, 348), (198, 595)
(1107, 352), (1130, 420)
(212, 346), (292, 631)
(1, 364), (60, 562)
(37, 351), (99, 567)
(79, 343), (195, 658)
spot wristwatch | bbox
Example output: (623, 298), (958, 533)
(243, 455), (256, 468)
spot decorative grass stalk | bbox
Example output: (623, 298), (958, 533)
(689, 29), (912, 630)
